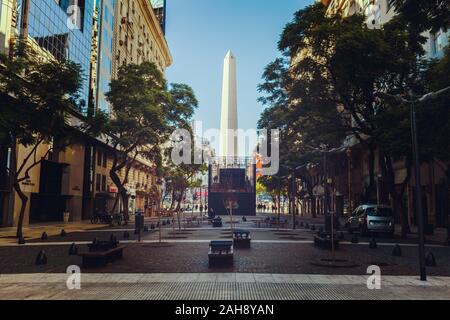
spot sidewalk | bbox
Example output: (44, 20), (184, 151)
(0, 221), (108, 246)
(270, 213), (450, 245)
(0, 273), (449, 300)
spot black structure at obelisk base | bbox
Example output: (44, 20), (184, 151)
(208, 157), (256, 216)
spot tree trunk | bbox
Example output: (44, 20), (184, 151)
(110, 167), (130, 223)
(169, 189), (176, 211)
(120, 189), (130, 222)
(365, 145), (376, 202)
(381, 152), (411, 237)
(176, 189), (185, 231)
(311, 195), (316, 218)
(14, 182), (28, 239)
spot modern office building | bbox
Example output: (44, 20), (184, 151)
(15, 0), (95, 114)
(94, 0), (115, 115)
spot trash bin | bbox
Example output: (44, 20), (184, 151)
(135, 213), (145, 241)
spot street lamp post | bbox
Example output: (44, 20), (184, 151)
(379, 87), (450, 281)
(411, 101), (427, 281)
(156, 178), (164, 244)
(272, 175), (287, 230)
(281, 165), (307, 230)
(346, 148), (352, 215)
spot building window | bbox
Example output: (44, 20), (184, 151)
(101, 175), (107, 191)
(97, 150), (102, 166)
(102, 152), (107, 168)
(95, 173), (101, 191)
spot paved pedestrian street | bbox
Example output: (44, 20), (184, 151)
(1, 273), (450, 300)
(1, 216), (450, 300)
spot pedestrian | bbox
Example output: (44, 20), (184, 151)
(200, 204), (204, 213)
(208, 207), (215, 219)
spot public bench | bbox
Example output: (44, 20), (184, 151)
(313, 234), (340, 250)
(79, 239), (126, 267)
(233, 229), (251, 249)
(212, 217), (223, 228)
(269, 219), (287, 228)
(255, 220), (267, 228)
(208, 240), (233, 267)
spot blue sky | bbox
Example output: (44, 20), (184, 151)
(165, 0), (312, 135)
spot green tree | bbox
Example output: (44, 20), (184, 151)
(0, 40), (104, 240)
(258, 2), (449, 233)
(106, 62), (199, 222)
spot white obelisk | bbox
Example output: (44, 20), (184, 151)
(219, 50), (238, 159)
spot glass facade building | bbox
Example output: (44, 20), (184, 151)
(95, 0), (114, 114)
(16, 0), (94, 114)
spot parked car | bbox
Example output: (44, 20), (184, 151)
(346, 204), (395, 237)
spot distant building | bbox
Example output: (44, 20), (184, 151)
(112, 0), (172, 77)
(151, 0), (166, 34)
(14, 0), (95, 114)
(323, 0), (449, 59)
(94, 0), (116, 115)
(0, 0), (174, 227)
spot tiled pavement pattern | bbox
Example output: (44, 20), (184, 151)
(2, 241), (450, 276)
(0, 273), (449, 300)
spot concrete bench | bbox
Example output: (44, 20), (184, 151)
(313, 234), (340, 250)
(212, 218), (223, 228)
(233, 230), (251, 249)
(79, 246), (126, 267)
(208, 240), (233, 267)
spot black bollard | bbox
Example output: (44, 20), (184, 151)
(369, 238), (377, 249)
(18, 236), (26, 245)
(110, 234), (117, 243)
(305, 223), (310, 229)
(392, 244), (402, 257)
(92, 237), (98, 245)
(144, 225), (149, 232)
(69, 243), (78, 255)
(123, 231), (130, 239)
(41, 232), (48, 240)
(338, 231), (345, 240)
(425, 251), (437, 267)
(60, 229), (67, 237)
(300, 221), (304, 227)
(150, 224), (155, 230)
(351, 234), (359, 244)
(35, 250), (47, 265)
